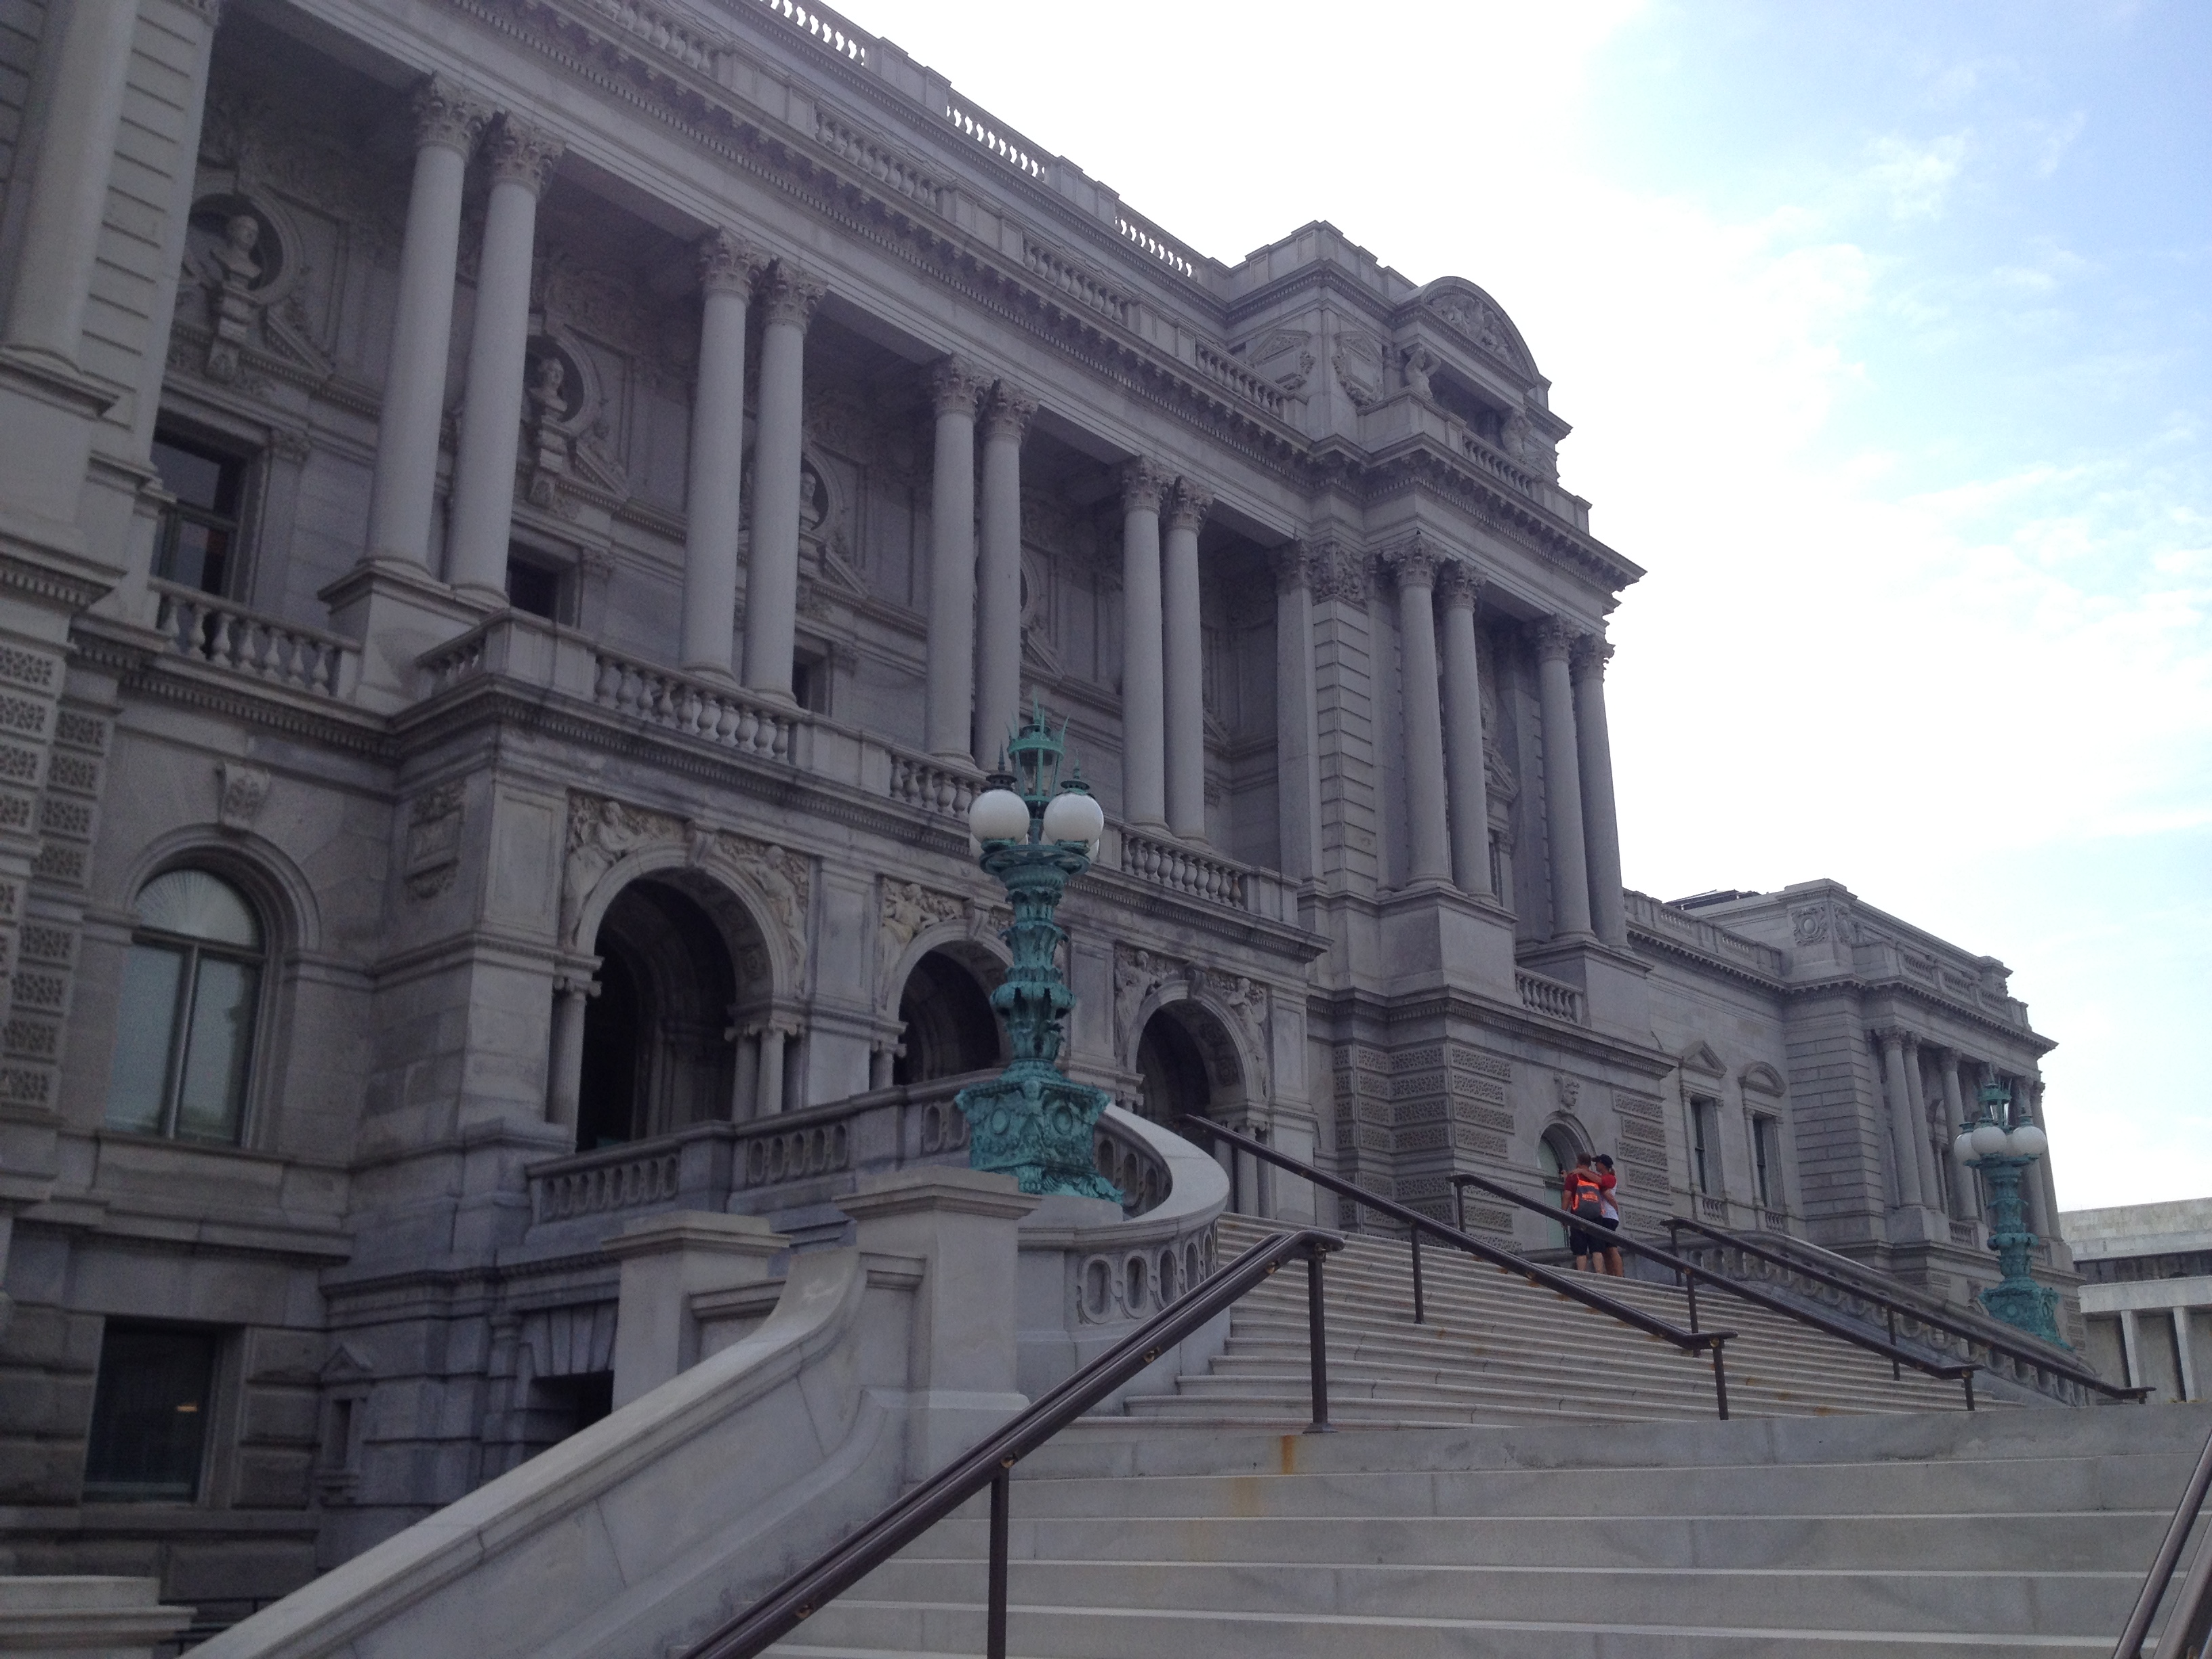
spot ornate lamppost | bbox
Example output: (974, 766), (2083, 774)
(1954, 1078), (2063, 1344)
(958, 704), (1122, 1200)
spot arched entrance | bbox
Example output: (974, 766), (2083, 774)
(1135, 1008), (1213, 1128)
(1536, 1124), (1586, 1250)
(893, 946), (1004, 1086)
(577, 875), (756, 1147)
(1134, 999), (1260, 1211)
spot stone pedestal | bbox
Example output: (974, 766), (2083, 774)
(605, 1212), (790, 1408)
(840, 1168), (1038, 1477)
(1376, 883), (1518, 1000)
(319, 560), (486, 710)
(1518, 937), (1654, 1036)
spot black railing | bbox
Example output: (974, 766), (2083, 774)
(1665, 1212), (2150, 1404)
(2112, 1422), (2212, 1658)
(1449, 1171), (1980, 1410)
(674, 1227), (1344, 1659)
(1181, 1118), (1736, 1419)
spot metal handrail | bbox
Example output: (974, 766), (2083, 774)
(1181, 1118), (1737, 1418)
(675, 1227), (1345, 1659)
(1449, 1171), (1979, 1410)
(1665, 1212), (2150, 1404)
(2112, 1422), (2212, 1658)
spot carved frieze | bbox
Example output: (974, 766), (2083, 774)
(880, 878), (966, 959)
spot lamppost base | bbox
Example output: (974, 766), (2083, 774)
(1978, 1279), (2066, 1347)
(956, 1066), (1122, 1201)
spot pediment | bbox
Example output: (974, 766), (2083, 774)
(1418, 278), (1540, 380)
(1677, 1039), (1726, 1077)
(1740, 1061), (1788, 1097)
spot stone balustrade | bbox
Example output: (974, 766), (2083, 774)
(752, 0), (866, 62)
(1623, 889), (1788, 978)
(1022, 237), (1132, 327)
(1116, 207), (1206, 283)
(591, 650), (802, 761)
(1118, 826), (1247, 908)
(535, 1144), (683, 1223)
(815, 106), (943, 210)
(1195, 340), (1287, 417)
(1515, 966), (1584, 1023)
(886, 750), (979, 819)
(583, 0), (731, 73)
(152, 580), (359, 698)
(945, 98), (1045, 179)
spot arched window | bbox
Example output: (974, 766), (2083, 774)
(105, 869), (264, 1143)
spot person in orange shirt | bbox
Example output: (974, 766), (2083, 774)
(1561, 1151), (1605, 1271)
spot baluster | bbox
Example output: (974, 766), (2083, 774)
(734, 705), (758, 750)
(769, 714), (790, 759)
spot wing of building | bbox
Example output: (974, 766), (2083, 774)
(0, 0), (2077, 1626)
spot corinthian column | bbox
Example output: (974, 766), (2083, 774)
(1389, 539), (1453, 885)
(743, 262), (825, 700)
(0, 0), (142, 367)
(678, 231), (762, 677)
(1534, 619), (1594, 939)
(1903, 1035), (1946, 1208)
(1877, 1029), (1927, 1209)
(1163, 478), (1212, 840)
(1572, 633), (1628, 947)
(1938, 1050), (1977, 1223)
(363, 80), (488, 569)
(1270, 542), (1324, 882)
(974, 382), (1036, 760)
(924, 357), (985, 758)
(1436, 560), (1494, 898)
(1118, 458), (1169, 827)
(445, 117), (562, 602)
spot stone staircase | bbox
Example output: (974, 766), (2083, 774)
(757, 1219), (2204, 1658)
(1124, 1214), (1979, 1427)
(769, 1401), (2207, 1658)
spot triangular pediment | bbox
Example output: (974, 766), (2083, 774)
(1678, 1040), (1726, 1077)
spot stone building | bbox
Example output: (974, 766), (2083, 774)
(2064, 1198), (2212, 1401)
(0, 0), (2079, 1629)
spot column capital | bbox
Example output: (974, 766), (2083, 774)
(1164, 476), (1213, 531)
(1308, 541), (1372, 606)
(930, 354), (989, 417)
(1435, 557), (1481, 610)
(1532, 615), (1582, 663)
(981, 382), (1038, 443)
(1118, 455), (1170, 514)
(1872, 1025), (1911, 1054)
(1269, 539), (1318, 594)
(485, 116), (564, 193)
(1385, 533), (1439, 589)
(411, 75), (491, 157)
(758, 261), (827, 328)
(696, 229), (766, 295)
(1570, 630), (1614, 681)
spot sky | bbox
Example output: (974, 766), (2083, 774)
(834, 0), (2211, 1210)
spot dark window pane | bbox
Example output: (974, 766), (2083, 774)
(507, 559), (560, 619)
(158, 519), (232, 593)
(151, 439), (236, 514)
(83, 1326), (217, 1501)
(106, 945), (186, 1133)
(176, 958), (256, 1142)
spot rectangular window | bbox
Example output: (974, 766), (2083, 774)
(506, 552), (564, 621)
(1752, 1115), (1777, 1210)
(151, 432), (248, 595)
(83, 1324), (218, 1502)
(1689, 1097), (1718, 1195)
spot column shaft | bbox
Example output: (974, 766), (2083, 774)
(1119, 459), (1168, 827)
(446, 119), (562, 599)
(364, 83), (485, 568)
(1162, 479), (1212, 840)
(1572, 636), (1628, 945)
(547, 979), (591, 1130)
(1271, 544), (1324, 882)
(973, 384), (1034, 760)
(1904, 1038), (1946, 1208)
(1534, 620), (1595, 938)
(678, 233), (758, 675)
(743, 265), (822, 699)
(924, 359), (983, 758)
(756, 1023), (787, 1115)
(1879, 1031), (1926, 1209)
(1, 0), (140, 361)
(1940, 1055), (1976, 1224)
(1391, 543), (1452, 884)
(1437, 562), (1494, 897)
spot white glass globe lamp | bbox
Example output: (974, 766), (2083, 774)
(2008, 1123), (2047, 1159)
(1953, 1131), (1978, 1162)
(1969, 1121), (2010, 1158)
(1041, 789), (1105, 846)
(968, 788), (1031, 843)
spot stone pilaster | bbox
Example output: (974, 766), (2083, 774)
(1162, 477), (1212, 841)
(678, 230), (764, 678)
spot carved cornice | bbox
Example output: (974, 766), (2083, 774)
(929, 354), (989, 417)
(1164, 478), (1213, 533)
(486, 117), (563, 192)
(696, 228), (766, 295)
(758, 261), (827, 328)
(1118, 456), (1168, 516)
(412, 75), (491, 156)
(980, 382), (1038, 443)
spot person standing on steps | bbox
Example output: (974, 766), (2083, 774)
(1594, 1153), (1626, 1277)
(1562, 1151), (1605, 1271)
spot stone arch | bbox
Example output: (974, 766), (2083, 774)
(567, 838), (798, 1005)
(1535, 1118), (1592, 1250)
(891, 943), (1006, 1087)
(115, 825), (323, 958)
(577, 869), (766, 1147)
(1130, 996), (1252, 1130)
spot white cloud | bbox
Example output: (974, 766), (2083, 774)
(1862, 131), (1971, 221)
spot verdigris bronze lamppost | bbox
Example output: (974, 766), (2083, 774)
(1954, 1078), (2063, 1344)
(958, 704), (1122, 1200)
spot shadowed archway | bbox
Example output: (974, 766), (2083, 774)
(893, 945), (1005, 1086)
